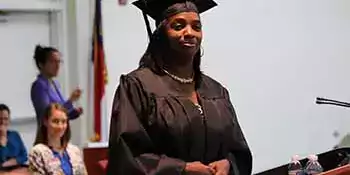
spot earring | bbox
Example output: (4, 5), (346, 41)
(200, 45), (204, 57)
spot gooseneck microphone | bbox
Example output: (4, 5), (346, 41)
(316, 97), (350, 108)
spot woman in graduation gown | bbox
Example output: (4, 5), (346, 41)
(107, 0), (253, 174)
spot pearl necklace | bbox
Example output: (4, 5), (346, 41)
(162, 69), (194, 84)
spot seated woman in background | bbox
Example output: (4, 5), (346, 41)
(0, 104), (27, 168)
(28, 103), (87, 175)
(31, 45), (83, 124)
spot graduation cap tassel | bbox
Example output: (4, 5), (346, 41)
(142, 11), (152, 39)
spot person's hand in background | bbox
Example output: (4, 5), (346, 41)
(69, 88), (82, 102)
(2, 158), (17, 167)
(76, 107), (83, 115)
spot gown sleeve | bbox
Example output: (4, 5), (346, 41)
(107, 75), (186, 175)
(223, 88), (253, 175)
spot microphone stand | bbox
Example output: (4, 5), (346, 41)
(316, 97), (350, 166)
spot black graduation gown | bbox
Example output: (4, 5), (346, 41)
(107, 68), (252, 175)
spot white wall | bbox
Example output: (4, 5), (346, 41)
(66, 0), (94, 148)
(0, 0), (63, 10)
(0, 11), (50, 119)
(102, 0), (350, 173)
(200, 0), (350, 172)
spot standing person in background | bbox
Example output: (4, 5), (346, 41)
(0, 104), (27, 168)
(31, 45), (83, 124)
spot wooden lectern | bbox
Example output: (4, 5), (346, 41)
(256, 148), (350, 175)
(83, 143), (108, 175)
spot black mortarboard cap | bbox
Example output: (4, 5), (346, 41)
(132, 0), (217, 38)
